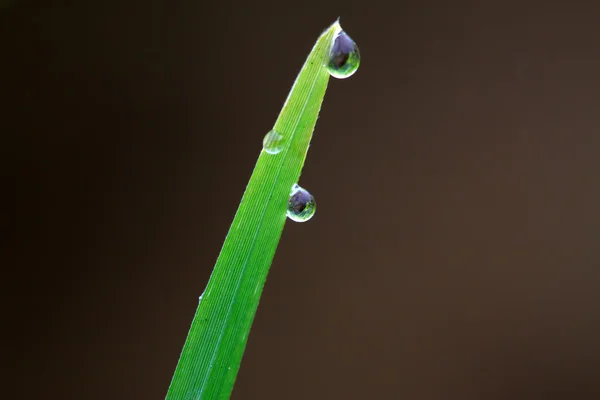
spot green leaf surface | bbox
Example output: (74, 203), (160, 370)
(166, 20), (342, 400)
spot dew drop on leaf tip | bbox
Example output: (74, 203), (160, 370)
(327, 29), (360, 79)
(287, 184), (316, 222)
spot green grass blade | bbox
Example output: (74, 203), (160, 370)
(166, 20), (342, 400)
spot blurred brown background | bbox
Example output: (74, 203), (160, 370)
(4, 2), (600, 399)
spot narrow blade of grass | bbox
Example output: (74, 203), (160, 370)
(166, 20), (341, 400)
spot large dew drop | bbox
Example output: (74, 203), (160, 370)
(263, 129), (284, 154)
(286, 184), (316, 222)
(327, 30), (360, 79)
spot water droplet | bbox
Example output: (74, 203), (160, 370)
(263, 129), (284, 154)
(286, 184), (316, 222)
(327, 30), (360, 79)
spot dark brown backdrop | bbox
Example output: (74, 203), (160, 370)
(4, 2), (600, 399)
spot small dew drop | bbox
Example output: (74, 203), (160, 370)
(327, 30), (360, 79)
(286, 184), (316, 222)
(263, 129), (284, 154)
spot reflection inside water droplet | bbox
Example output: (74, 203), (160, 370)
(286, 184), (316, 222)
(263, 129), (284, 154)
(327, 30), (360, 79)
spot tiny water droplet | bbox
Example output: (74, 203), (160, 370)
(327, 30), (360, 79)
(286, 184), (316, 222)
(263, 129), (284, 154)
